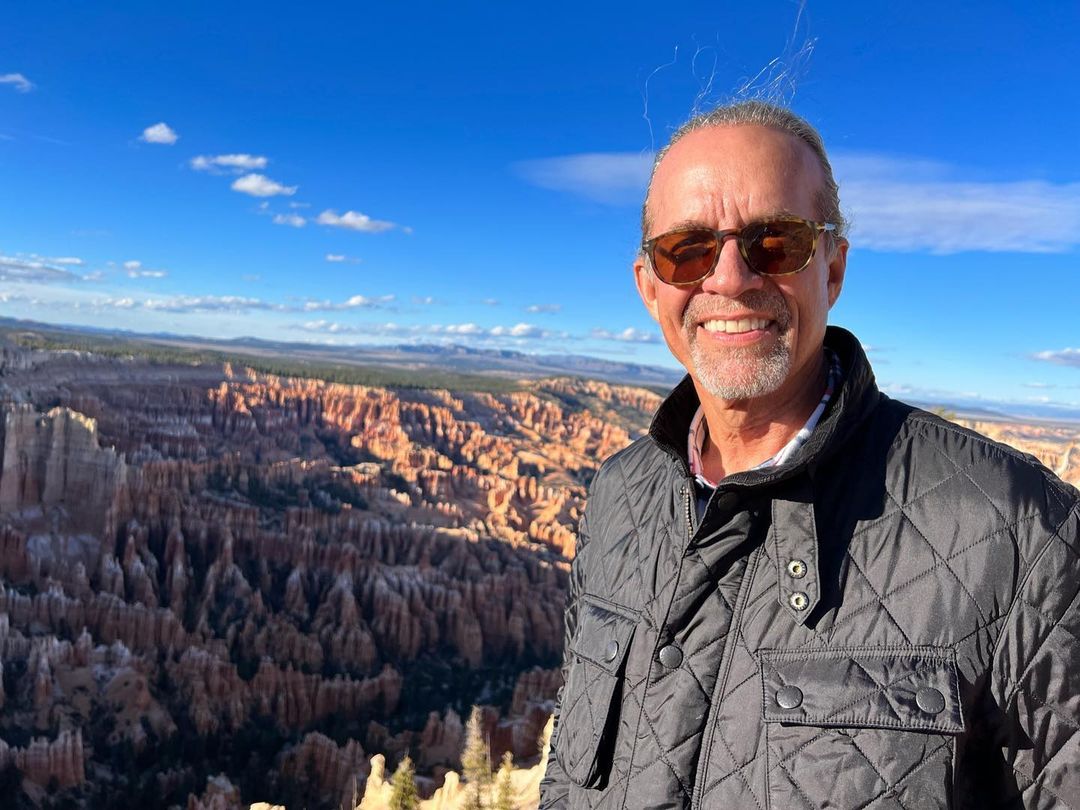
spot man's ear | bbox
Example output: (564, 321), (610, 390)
(826, 237), (848, 309)
(633, 255), (661, 323)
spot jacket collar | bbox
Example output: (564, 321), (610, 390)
(647, 325), (881, 485)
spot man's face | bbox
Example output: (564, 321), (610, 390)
(634, 124), (847, 405)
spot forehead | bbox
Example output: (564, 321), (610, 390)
(648, 124), (825, 233)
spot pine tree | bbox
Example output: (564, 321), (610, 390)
(388, 755), (419, 810)
(494, 750), (514, 810)
(461, 705), (493, 810)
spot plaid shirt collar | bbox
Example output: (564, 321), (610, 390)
(688, 348), (843, 489)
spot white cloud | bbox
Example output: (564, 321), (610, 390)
(190, 153), (268, 173)
(298, 319), (361, 334)
(482, 298), (499, 306)
(272, 213), (307, 228)
(443, 323), (485, 335)
(139, 122), (179, 145)
(91, 292), (389, 315)
(525, 303), (561, 314)
(316, 209), (396, 233)
(46, 256), (83, 266)
(0, 254), (83, 283)
(231, 173), (297, 197)
(103, 294), (280, 313)
(301, 294), (395, 311)
(127, 269), (168, 279)
(325, 253), (361, 264)
(519, 147), (1080, 254)
(590, 327), (660, 343)
(288, 201), (310, 209)
(1032, 348), (1080, 368)
(833, 153), (1080, 254)
(123, 260), (142, 270)
(515, 152), (652, 204)
(412, 296), (437, 305)
(293, 320), (566, 341)
(0, 73), (34, 93)
(489, 323), (552, 338)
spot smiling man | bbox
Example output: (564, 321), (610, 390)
(539, 101), (1080, 809)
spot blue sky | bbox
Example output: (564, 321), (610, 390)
(2, 1), (1079, 413)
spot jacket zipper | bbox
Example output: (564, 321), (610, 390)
(682, 483), (695, 540)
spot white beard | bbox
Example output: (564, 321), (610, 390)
(683, 289), (793, 401)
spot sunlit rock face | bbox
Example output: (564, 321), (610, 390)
(0, 340), (657, 808)
(956, 419), (1080, 487)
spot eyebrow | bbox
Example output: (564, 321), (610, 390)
(657, 210), (804, 235)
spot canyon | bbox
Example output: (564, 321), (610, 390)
(0, 334), (657, 808)
(0, 331), (1076, 808)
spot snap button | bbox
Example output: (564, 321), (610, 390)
(604, 640), (619, 662)
(714, 491), (738, 512)
(788, 591), (808, 611)
(915, 686), (945, 715)
(775, 685), (803, 710)
(658, 645), (683, 668)
(786, 559), (807, 578)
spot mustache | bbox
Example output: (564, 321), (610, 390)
(682, 290), (791, 328)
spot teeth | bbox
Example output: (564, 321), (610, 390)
(702, 317), (771, 334)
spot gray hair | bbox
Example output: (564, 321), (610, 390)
(640, 100), (846, 244)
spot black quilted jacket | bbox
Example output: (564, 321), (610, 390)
(540, 326), (1080, 809)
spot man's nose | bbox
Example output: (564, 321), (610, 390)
(699, 235), (764, 297)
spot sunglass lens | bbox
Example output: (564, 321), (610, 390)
(652, 230), (718, 284)
(743, 220), (815, 275)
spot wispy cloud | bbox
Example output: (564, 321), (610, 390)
(515, 152), (652, 204)
(1032, 348), (1080, 368)
(0, 73), (34, 93)
(119, 260), (166, 278)
(525, 303), (562, 314)
(518, 148), (1080, 254)
(300, 294), (395, 311)
(482, 298), (499, 306)
(272, 213), (306, 227)
(325, 253), (361, 264)
(0, 254), (85, 283)
(412, 295), (438, 305)
(190, 153), (268, 173)
(139, 122), (179, 145)
(316, 209), (396, 233)
(102, 294), (280, 313)
(231, 173), (297, 197)
(295, 320), (566, 340)
(46, 256), (83, 266)
(93, 292), (391, 315)
(834, 153), (1080, 254)
(590, 326), (660, 343)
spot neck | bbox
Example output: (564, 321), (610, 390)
(694, 350), (827, 480)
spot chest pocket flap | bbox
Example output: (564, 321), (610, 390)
(759, 646), (965, 733)
(555, 598), (638, 788)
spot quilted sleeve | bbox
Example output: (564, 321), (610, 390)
(538, 507), (590, 808)
(991, 497), (1080, 807)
